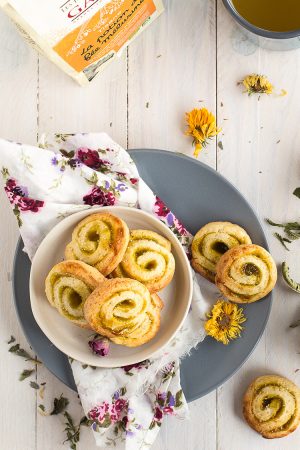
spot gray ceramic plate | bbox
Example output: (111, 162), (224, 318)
(13, 149), (272, 402)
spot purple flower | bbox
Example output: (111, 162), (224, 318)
(126, 430), (135, 437)
(113, 391), (120, 400)
(88, 335), (109, 357)
(157, 392), (167, 402)
(68, 158), (82, 169)
(51, 156), (58, 166)
(168, 394), (175, 407)
(166, 213), (175, 227)
(9, 184), (28, 198)
(116, 183), (127, 192)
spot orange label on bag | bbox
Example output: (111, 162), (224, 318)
(53, 0), (156, 72)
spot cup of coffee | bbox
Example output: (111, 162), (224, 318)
(223, 0), (300, 51)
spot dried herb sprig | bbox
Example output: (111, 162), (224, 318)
(19, 369), (35, 381)
(8, 342), (41, 364)
(266, 219), (300, 250)
(63, 412), (88, 450)
(273, 233), (291, 250)
(50, 394), (69, 415)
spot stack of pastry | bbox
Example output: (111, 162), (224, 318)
(191, 221), (277, 303)
(45, 212), (175, 347)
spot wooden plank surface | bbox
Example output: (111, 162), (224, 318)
(1, 0), (300, 449)
(0, 10), (38, 450)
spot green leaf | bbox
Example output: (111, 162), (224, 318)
(38, 404), (45, 412)
(175, 389), (183, 408)
(30, 381), (40, 390)
(1, 167), (9, 179)
(166, 391), (172, 405)
(19, 369), (35, 381)
(265, 218), (285, 228)
(84, 172), (98, 185)
(59, 149), (75, 158)
(157, 397), (165, 407)
(99, 415), (111, 428)
(282, 262), (300, 294)
(119, 386), (127, 396)
(217, 141), (223, 150)
(149, 420), (156, 430)
(293, 187), (300, 199)
(64, 411), (74, 426)
(63, 411), (83, 450)
(7, 335), (15, 344)
(50, 394), (69, 415)
(8, 342), (41, 363)
(274, 232), (290, 250)
(80, 417), (90, 427)
(290, 320), (300, 329)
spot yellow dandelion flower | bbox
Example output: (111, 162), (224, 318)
(185, 108), (221, 158)
(205, 300), (246, 345)
(239, 74), (273, 96)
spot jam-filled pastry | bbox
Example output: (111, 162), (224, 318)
(191, 221), (251, 282)
(215, 244), (277, 303)
(45, 260), (104, 328)
(111, 229), (175, 292)
(65, 212), (129, 276)
(84, 278), (163, 347)
(243, 375), (300, 439)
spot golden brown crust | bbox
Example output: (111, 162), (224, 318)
(191, 222), (252, 283)
(111, 229), (175, 292)
(84, 278), (163, 347)
(64, 212), (130, 276)
(45, 260), (105, 328)
(215, 244), (277, 303)
(243, 375), (300, 439)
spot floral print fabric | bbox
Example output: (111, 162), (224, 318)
(0, 133), (213, 449)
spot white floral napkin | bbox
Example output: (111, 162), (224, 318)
(0, 133), (214, 449)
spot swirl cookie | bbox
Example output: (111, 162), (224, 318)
(215, 244), (277, 303)
(191, 222), (251, 282)
(65, 212), (129, 276)
(84, 278), (163, 347)
(111, 230), (175, 292)
(45, 260), (104, 328)
(243, 375), (300, 439)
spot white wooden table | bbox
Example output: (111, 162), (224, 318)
(1, 1), (300, 449)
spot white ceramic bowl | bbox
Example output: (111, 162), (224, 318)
(30, 206), (193, 368)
